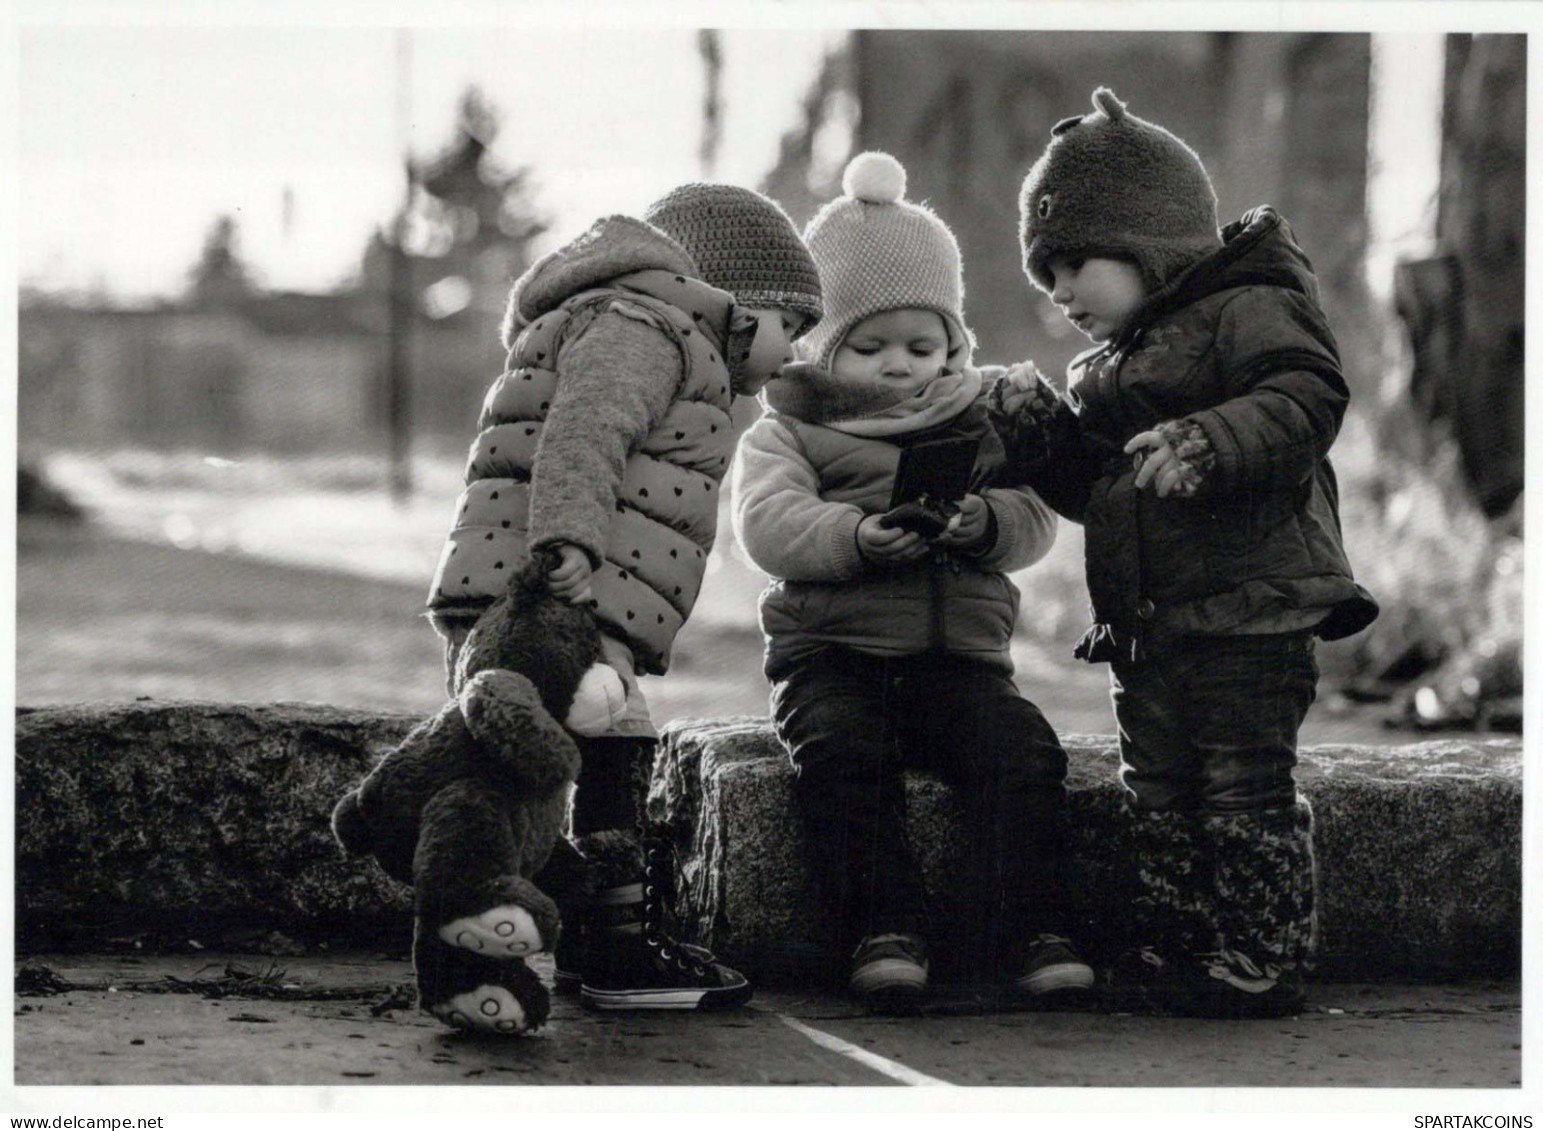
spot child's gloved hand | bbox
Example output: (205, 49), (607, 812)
(856, 515), (930, 565)
(990, 361), (1061, 423)
(1125, 421), (1210, 498)
(932, 494), (991, 551)
(545, 542), (595, 604)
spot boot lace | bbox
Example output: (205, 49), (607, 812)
(641, 825), (715, 976)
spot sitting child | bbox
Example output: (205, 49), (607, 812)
(731, 151), (1094, 1011)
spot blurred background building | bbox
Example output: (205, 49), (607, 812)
(20, 86), (547, 455)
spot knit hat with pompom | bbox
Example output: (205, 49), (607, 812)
(797, 151), (974, 371)
(642, 183), (823, 335)
(1019, 87), (1222, 293)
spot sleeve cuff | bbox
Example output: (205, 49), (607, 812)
(831, 512), (867, 576)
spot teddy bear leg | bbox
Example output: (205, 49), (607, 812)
(435, 875), (558, 957)
(414, 927), (550, 1036)
(415, 780), (562, 957)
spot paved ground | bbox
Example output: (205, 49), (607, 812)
(11, 953), (1522, 1090)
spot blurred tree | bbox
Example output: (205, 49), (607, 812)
(353, 85), (554, 451)
(186, 215), (256, 308)
(1367, 33), (1525, 733)
(360, 85), (549, 322)
(1428, 34), (1523, 520)
(698, 30), (723, 177)
(759, 41), (858, 228)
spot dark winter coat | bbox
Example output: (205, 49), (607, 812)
(994, 207), (1377, 661)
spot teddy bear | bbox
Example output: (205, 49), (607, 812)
(331, 554), (626, 1035)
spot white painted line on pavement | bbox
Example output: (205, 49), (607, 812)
(776, 1013), (957, 1087)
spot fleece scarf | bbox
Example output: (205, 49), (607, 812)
(761, 363), (983, 438)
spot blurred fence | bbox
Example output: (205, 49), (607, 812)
(18, 297), (506, 455)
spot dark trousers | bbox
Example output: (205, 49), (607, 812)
(770, 646), (1074, 971)
(1110, 631), (1319, 815)
(570, 736), (655, 839)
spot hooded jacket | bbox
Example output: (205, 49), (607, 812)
(426, 215), (739, 677)
(993, 207), (1378, 662)
(733, 361), (1058, 679)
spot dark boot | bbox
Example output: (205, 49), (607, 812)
(531, 837), (591, 996)
(1205, 800), (1318, 969)
(573, 827), (752, 1011)
(1161, 801), (1316, 1019)
(1105, 809), (1220, 1011)
(1124, 808), (1219, 955)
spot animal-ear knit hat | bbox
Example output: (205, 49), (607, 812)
(1018, 87), (1222, 293)
(797, 151), (975, 371)
(642, 183), (823, 336)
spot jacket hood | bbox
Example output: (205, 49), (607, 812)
(504, 215), (702, 343)
(1118, 206), (1322, 346)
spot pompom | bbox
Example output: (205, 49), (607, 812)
(1092, 87), (1127, 121)
(842, 151), (907, 204)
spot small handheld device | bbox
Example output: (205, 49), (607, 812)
(878, 436), (981, 537)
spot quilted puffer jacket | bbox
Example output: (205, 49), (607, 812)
(427, 215), (738, 675)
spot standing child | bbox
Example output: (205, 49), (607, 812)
(992, 88), (1378, 1018)
(427, 184), (822, 1013)
(732, 152), (1094, 1011)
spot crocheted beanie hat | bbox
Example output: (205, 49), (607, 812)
(1018, 87), (1222, 293)
(797, 151), (975, 371)
(643, 183), (823, 335)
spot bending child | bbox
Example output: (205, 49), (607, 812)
(732, 152), (1094, 1012)
(428, 184), (822, 1013)
(992, 88), (1378, 1018)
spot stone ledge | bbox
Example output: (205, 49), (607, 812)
(15, 701), (420, 950)
(649, 718), (1523, 984)
(15, 702), (1523, 984)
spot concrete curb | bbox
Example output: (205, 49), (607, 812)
(15, 700), (420, 950)
(15, 703), (1523, 985)
(650, 718), (1523, 984)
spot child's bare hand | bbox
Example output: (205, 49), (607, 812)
(545, 543), (595, 604)
(856, 516), (930, 564)
(1125, 431), (1189, 498)
(933, 494), (990, 550)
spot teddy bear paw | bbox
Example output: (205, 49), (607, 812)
(431, 985), (534, 1036)
(563, 662), (628, 736)
(438, 904), (546, 957)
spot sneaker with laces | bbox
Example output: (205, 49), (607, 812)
(577, 883), (753, 1011)
(1145, 947), (1305, 1019)
(849, 932), (929, 1010)
(1015, 934), (1096, 1001)
(552, 923), (582, 996)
